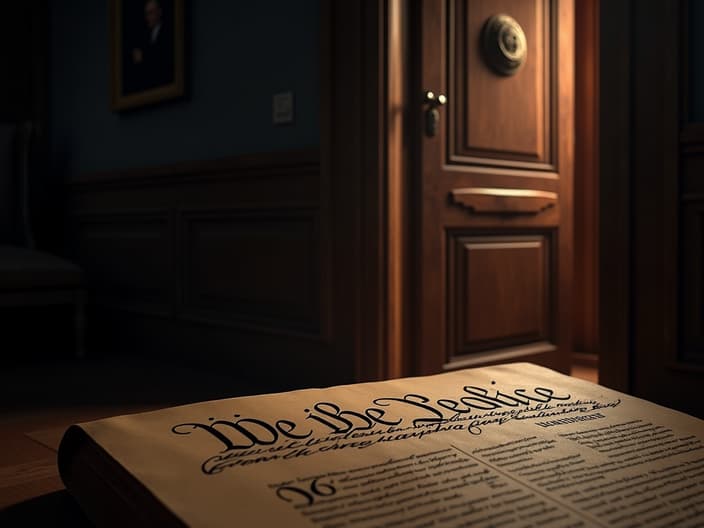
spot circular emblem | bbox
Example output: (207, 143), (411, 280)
(481, 14), (527, 76)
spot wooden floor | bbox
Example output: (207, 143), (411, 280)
(0, 358), (599, 525)
(0, 403), (164, 525)
(0, 355), (276, 525)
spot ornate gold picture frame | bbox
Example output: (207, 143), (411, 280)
(110, 0), (185, 111)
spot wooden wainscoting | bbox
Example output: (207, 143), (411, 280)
(65, 150), (349, 389)
(73, 211), (174, 317)
(180, 208), (321, 334)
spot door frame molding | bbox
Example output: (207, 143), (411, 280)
(597, 0), (631, 392)
(573, 0), (599, 365)
(322, 1), (408, 382)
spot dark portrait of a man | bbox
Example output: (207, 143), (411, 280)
(122, 0), (175, 95)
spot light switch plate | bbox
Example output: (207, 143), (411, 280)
(273, 92), (294, 125)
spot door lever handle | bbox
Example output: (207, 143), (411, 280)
(424, 91), (447, 107)
(423, 91), (447, 137)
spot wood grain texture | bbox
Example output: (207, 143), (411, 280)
(447, 234), (552, 360)
(450, 0), (552, 166)
(573, 0), (599, 358)
(554, 0), (575, 378)
(597, 0), (631, 392)
(65, 150), (348, 388)
(387, 0), (411, 379)
(324, 1), (395, 382)
(182, 209), (321, 333)
(414, 0), (572, 376)
(73, 213), (172, 316)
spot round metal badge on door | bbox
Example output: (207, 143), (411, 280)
(481, 14), (527, 76)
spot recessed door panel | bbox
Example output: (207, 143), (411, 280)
(451, 0), (552, 166)
(448, 233), (552, 362)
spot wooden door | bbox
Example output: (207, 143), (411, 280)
(414, 0), (573, 375)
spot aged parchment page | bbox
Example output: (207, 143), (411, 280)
(75, 363), (704, 527)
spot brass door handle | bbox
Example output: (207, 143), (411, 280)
(424, 91), (447, 107)
(450, 187), (557, 214)
(423, 91), (447, 137)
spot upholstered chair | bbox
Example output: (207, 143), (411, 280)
(0, 122), (84, 357)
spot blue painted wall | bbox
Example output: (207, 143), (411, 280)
(49, 1), (320, 176)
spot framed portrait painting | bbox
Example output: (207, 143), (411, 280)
(110, 0), (185, 111)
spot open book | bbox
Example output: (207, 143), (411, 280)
(58, 363), (704, 527)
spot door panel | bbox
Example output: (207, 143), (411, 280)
(415, 0), (573, 375)
(451, 0), (552, 165)
(448, 233), (554, 359)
